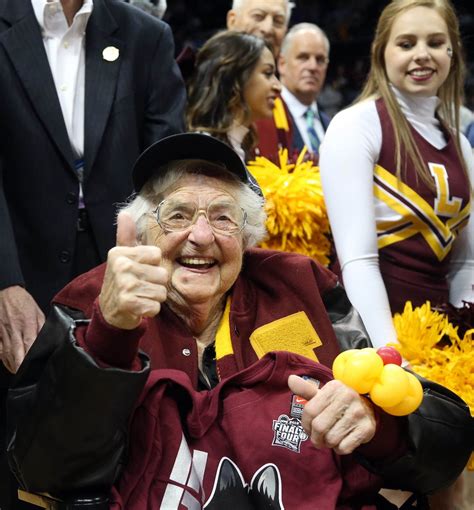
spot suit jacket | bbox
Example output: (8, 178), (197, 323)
(0, 0), (186, 312)
(255, 96), (330, 164)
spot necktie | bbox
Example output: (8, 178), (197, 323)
(74, 158), (85, 209)
(304, 108), (320, 153)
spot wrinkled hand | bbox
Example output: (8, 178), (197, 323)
(99, 211), (169, 330)
(288, 375), (376, 455)
(0, 286), (45, 373)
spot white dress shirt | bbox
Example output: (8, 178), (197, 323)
(32, 0), (94, 158)
(281, 86), (325, 153)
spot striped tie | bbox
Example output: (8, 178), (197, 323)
(74, 158), (85, 209)
(304, 108), (320, 153)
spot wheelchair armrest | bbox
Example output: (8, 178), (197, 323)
(18, 489), (109, 509)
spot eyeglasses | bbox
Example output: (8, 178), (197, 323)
(153, 197), (247, 236)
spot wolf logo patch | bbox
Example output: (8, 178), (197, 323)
(204, 457), (284, 509)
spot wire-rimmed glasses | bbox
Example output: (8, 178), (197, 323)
(153, 196), (247, 236)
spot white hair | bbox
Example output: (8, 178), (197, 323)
(120, 160), (267, 249)
(280, 22), (330, 56)
(231, 0), (295, 22)
(128, 0), (167, 19)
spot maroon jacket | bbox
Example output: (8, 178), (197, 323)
(254, 98), (295, 164)
(52, 249), (402, 505)
(254, 97), (329, 165)
(111, 352), (399, 509)
(55, 248), (343, 382)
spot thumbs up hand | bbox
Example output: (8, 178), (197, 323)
(98, 211), (169, 330)
(288, 375), (376, 455)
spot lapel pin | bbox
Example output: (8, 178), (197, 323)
(102, 46), (119, 62)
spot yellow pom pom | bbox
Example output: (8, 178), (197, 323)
(468, 452), (474, 471)
(247, 149), (331, 266)
(393, 301), (474, 418)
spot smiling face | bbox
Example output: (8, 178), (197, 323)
(227, 0), (288, 56)
(278, 29), (329, 106)
(145, 175), (244, 310)
(243, 46), (281, 122)
(383, 6), (452, 97)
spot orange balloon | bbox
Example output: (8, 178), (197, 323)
(383, 372), (423, 416)
(370, 364), (409, 408)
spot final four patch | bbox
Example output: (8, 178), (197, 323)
(272, 414), (308, 453)
(271, 376), (319, 452)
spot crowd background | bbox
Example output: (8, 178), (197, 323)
(164, 0), (474, 115)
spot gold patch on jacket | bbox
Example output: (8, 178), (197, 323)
(250, 311), (321, 361)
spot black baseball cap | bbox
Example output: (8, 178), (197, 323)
(132, 132), (262, 196)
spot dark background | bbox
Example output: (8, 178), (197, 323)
(163, 0), (474, 111)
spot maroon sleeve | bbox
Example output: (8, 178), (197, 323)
(53, 263), (106, 317)
(75, 299), (147, 371)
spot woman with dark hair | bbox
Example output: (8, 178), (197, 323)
(187, 31), (281, 161)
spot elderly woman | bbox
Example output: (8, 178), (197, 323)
(8, 134), (472, 509)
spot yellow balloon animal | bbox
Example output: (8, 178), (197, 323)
(332, 347), (423, 416)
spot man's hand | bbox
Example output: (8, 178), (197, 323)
(99, 211), (169, 330)
(288, 375), (376, 455)
(0, 286), (45, 373)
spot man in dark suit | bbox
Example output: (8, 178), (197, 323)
(255, 23), (330, 163)
(0, 0), (185, 506)
(0, 0), (185, 367)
